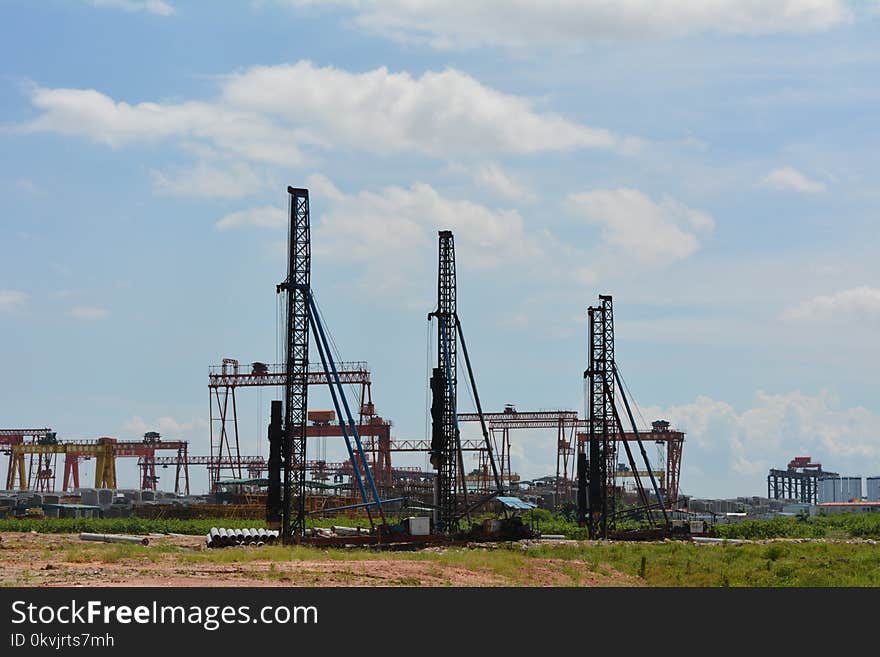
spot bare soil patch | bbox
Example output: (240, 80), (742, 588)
(0, 532), (637, 587)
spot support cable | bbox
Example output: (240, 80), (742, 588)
(309, 294), (386, 524)
(308, 306), (375, 527)
(455, 314), (502, 494)
(613, 364), (668, 526)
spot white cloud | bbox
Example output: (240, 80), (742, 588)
(309, 173), (544, 271)
(215, 205), (286, 231)
(783, 286), (880, 323)
(221, 61), (632, 156)
(644, 389), (880, 498)
(283, 1), (852, 50)
(21, 87), (305, 166)
(0, 289), (28, 312)
(567, 188), (713, 265)
(19, 62), (635, 182)
(761, 166), (827, 193)
(69, 306), (110, 320)
(151, 161), (270, 199)
(89, 0), (175, 16)
(240, 174), (570, 303)
(473, 163), (535, 202)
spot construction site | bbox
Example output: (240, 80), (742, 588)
(1, 186), (693, 545)
(3, 185), (879, 589)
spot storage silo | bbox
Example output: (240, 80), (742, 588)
(840, 476), (862, 502)
(866, 477), (880, 502)
(818, 476), (840, 503)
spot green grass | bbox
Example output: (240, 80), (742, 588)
(165, 540), (880, 586)
(0, 514), (379, 536)
(526, 540), (880, 586)
(519, 508), (880, 541)
(5, 509), (880, 544)
(0, 517), (260, 535)
(46, 540), (183, 564)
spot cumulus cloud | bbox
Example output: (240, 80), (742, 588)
(783, 286), (880, 323)
(20, 87), (306, 166)
(761, 166), (827, 193)
(69, 306), (111, 320)
(215, 205), (286, 230)
(0, 289), (28, 312)
(220, 174), (578, 303)
(88, 0), (175, 15)
(19, 62), (634, 172)
(221, 62), (631, 156)
(567, 188), (713, 265)
(283, 1), (852, 50)
(643, 390), (880, 498)
(307, 174), (551, 299)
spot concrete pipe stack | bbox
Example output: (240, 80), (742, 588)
(205, 527), (280, 548)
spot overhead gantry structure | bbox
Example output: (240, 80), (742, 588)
(1, 428), (53, 491)
(458, 408), (580, 503)
(4, 432), (190, 494)
(457, 408), (683, 510)
(208, 359), (379, 490)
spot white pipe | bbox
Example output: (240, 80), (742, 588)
(80, 532), (149, 546)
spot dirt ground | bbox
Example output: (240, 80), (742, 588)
(0, 532), (639, 587)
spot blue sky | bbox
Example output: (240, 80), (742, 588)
(2, 1), (879, 498)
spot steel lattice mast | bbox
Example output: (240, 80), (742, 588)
(586, 294), (616, 538)
(277, 187), (311, 543)
(429, 230), (460, 533)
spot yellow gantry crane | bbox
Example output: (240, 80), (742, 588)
(6, 439), (117, 491)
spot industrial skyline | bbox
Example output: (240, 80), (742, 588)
(2, 2), (880, 498)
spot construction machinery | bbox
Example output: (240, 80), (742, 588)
(272, 186), (389, 544)
(427, 230), (504, 535)
(582, 294), (669, 538)
(4, 432), (189, 494)
(209, 359), (378, 490)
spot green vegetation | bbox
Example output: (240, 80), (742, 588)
(3, 509), (879, 542)
(36, 536), (880, 587)
(0, 517), (261, 535)
(520, 508), (880, 541)
(0, 514), (375, 535)
(715, 513), (880, 539)
(587, 541), (880, 586)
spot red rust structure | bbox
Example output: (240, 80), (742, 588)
(208, 358), (376, 491)
(60, 435), (190, 494)
(458, 409), (685, 510)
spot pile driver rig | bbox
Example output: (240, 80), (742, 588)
(582, 294), (669, 539)
(269, 187), (390, 544)
(427, 230), (505, 535)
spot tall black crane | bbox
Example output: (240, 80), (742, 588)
(586, 295), (615, 538)
(582, 294), (668, 538)
(276, 187), (312, 541)
(272, 186), (387, 543)
(428, 230), (502, 533)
